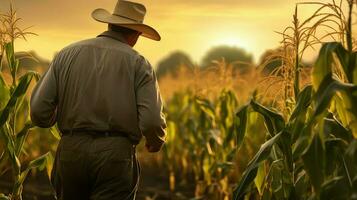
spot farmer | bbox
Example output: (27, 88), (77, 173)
(30, 1), (167, 199)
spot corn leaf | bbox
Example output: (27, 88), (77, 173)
(312, 42), (349, 90)
(0, 71), (39, 126)
(320, 176), (350, 200)
(49, 125), (61, 140)
(324, 117), (353, 142)
(350, 52), (357, 85)
(278, 130), (293, 171)
(250, 100), (285, 136)
(289, 85), (313, 121)
(254, 163), (266, 195)
(17, 152), (53, 187)
(325, 138), (347, 176)
(292, 125), (311, 160)
(0, 125), (21, 175)
(15, 121), (34, 156)
(0, 194), (10, 200)
(344, 140), (357, 187)
(294, 171), (308, 199)
(5, 42), (18, 78)
(195, 97), (216, 120)
(233, 131), (283, 200)
(0, 74), (10, 111)
(302, 132), (325, 195)
(353, 54), (357, 85)
(219, 90), (238, 129)
(236, 104), (249, 149)
(289, 86), (313, 143)
(313, 76), (357, 118)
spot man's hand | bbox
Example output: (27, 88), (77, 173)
(145, 142), (162, 153)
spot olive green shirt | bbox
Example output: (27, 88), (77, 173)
(30, 30), (166, 147)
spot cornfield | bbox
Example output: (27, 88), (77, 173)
(0, 0), (357, 200)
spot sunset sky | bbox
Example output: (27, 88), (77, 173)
(0, 0), (340, 66)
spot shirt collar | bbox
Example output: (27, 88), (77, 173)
(97, 30), (127, 44)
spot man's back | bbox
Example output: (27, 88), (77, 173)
(31, 30), (166, 145)
(56, 31), (145, 143)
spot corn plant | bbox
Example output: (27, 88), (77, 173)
(259, 0), (348, 115)
(233, 0), (357, 199)
(163, 89), (242, 199)
(0, 5), (53, 200)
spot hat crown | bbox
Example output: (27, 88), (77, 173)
(113, 0), (146, 23)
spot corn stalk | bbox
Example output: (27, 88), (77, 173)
(0, 4), (53, 200)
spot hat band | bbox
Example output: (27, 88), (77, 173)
(112, 13), (143, 23)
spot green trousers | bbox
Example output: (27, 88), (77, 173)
(51, 133), (140, 200)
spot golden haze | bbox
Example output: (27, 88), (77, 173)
(0, 0), (334, 66)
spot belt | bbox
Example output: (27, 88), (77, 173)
(61, 130), (128, 138)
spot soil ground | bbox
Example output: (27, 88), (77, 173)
(0, 156), (195, 200)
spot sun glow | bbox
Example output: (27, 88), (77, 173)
(216, 37), (248, 47)
(209, 33), (255, 53)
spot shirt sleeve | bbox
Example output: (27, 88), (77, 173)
(30, 55), (59, 128)
(135, 57), (167, 149)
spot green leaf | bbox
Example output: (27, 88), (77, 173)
(0, 125), (21, 175)
(302, 133), (325, 195)
(353, 52), (357, 85)
(334, 95), (349, 129)
(312, 42), (349, 90)
(226, 147), (237, 162)
(288, 86), (313, 144)
(14, 94), (30, 133)
(195, 97), (215, 120)
(335, 92), (357, 138)
(17, 152), (53, 187)
(15, 121), (34, 156)
(50, 125), (61, 140)
(0, 71), (39, 126)
(5, 42), (17, 77)
(312, 42), (357, 137)
(27, 153), (50, 171)
(289, 85), (313, 121)
(277, 130), (293, 172)
(0, 194), (10, 200)
(254, 163), (265, 195)
(350, 52), (357, 84)
(324, 138), (347, 176)
(250, 100), (285, 136)
(223, 122), (236, 146)
(45, 152), (55, 179)
(313, 75), (357, 118)
(292, 126), (310, 160)
(294, 171), (309, 199)
(324, 117), (353, 142)
(353, 176), (357, 198)
(233, 132), (283, 200)
(344, 140), (357, 189)
(0, 74), (10, 111)
(236, 104), (249, 149)
(320, 176), (350, 200)
(219, 90), (238, 129)
(209, 129), (223, 146)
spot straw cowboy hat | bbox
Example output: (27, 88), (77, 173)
(92, 0), (161, 41)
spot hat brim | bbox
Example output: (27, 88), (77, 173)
(92, 8), (161, 41)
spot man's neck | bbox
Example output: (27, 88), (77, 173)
(97, 30), (130, 45)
